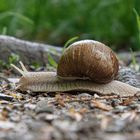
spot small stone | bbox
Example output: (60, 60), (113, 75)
(105, 119), (126, 133)
(35, 100), (54, 114)
(0, 121), (15, 129)
(129, 104), (138, 110)
(78, 93), (92, 99)
(10, 115), (21, 122)
(37, 113), (58, 122)
(24, 103), (36, 110)
(113, 106), (128, 113)
(45, 114), (58, 121)
(93, 94), (100, 98)
(111, 99), (120, 107)
(8, 78), (19, 83)
(53, 120), (78, 132)
(13, 103), (23, 109)
(89, 102), (96, 109)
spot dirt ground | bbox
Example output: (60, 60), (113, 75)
(0, 76), (140, 140)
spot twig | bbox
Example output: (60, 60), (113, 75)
(0, 93), (13, 101)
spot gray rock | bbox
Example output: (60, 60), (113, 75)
(117, 67), (140, 88)
(35, 100), (54, 114)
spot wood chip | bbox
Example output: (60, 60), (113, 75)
(91, 100), (113, 111)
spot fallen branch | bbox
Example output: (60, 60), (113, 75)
(0, 35), (62, 65)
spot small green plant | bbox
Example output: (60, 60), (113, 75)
(0, 60), (6, 68)
(1, 26), (7, 35)
(130, 48), (139, 71)
(47, 53), (58, 68)
(133, 8), (140, 47)
(130, 48), (136, 65)
(0, 11), (33, 25)
(8, 53), (20, 64)
(47, 48), (60, 69)
(0, 53), (20, 70)
(47, 36), (79, 69)
(30, 62), (41, 70)
(63, 36), (79, 52)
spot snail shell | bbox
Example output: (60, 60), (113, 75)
(57, 40), (119, 83)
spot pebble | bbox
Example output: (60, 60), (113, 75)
(113, 106), (128, 113)
(53, 120), (78, 132)
(78, 93), (92, 99)
(36, 113), (58, 122)
(35, 100), (54, 114)
(104, 119), (127, 133)
(129, 104), (138, 110)
(24, 103), (36, 110)
(10, 115), (21, 122)
(111, 99), (120, 107)
(0, 121), (15, 129)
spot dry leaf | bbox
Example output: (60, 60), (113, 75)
(79, 108), (88, 114)
(91, 100), (113, 111)
(120, 96), (136, 106)
(55, 94), (65, 107)
(9, 93), (23, 100)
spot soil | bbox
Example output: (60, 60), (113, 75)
(0, 73), (140, 140)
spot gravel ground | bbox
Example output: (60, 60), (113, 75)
(0, 67), (140, 140)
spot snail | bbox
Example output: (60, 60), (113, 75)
(11, 40), (140, 96)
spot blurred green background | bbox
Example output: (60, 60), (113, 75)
(0, 0), (140, 50)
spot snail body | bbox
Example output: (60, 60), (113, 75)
(17, 71), (139, 96)
(11, 40), (140, 96)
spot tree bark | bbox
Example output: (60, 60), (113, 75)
(0, 35), (62, 65)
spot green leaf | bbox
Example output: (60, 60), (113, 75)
(133, 8), (140, 43)
(1, 26), (7, 35)
(31, 62), (41, 69)
(130, 48), (136, 65)
(0, 11), (34, 25)
(8, 53), (20, 64)
(63, 36), (79, 52)
(48, 53), (57, 68)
